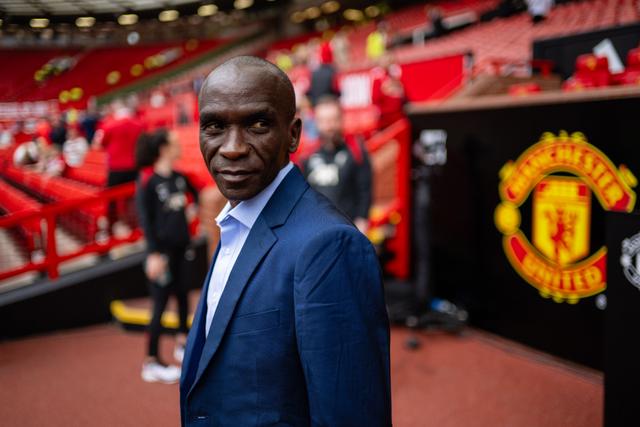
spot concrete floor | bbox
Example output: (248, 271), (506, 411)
(0, 324), (602, 426)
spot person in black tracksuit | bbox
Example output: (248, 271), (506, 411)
(302, 96), (372, 232)
(135, 128), (199, 384)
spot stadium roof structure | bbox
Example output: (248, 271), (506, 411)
(0, 0), (216, 16)
(0, 0), (293, 27)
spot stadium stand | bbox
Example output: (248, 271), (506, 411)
(345, 0), (500, 65)
(63, 150), (108, 187)
(2, 0), (639, 286)
(0, 39), (227, 106)
(391, 0), (640, 75)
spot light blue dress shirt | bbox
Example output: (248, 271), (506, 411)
(205, 162), (294, 337)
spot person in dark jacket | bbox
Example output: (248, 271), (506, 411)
(180, 55), (390, 427)
(302, 95), (373, 233)
(306, 42), (340, 106)
(135, 128), (199, 384)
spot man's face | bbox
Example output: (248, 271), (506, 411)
(199, 66), (300, 205)
(314, 102), (343, 146)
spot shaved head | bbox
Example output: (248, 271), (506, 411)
(200, 56), (296, 121)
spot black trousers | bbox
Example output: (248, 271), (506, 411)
(147, 246), (190, 358)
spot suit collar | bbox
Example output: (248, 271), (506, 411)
(260, 165), (309, 228)
(217, 162), (295, 230)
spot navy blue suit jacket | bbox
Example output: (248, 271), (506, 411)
(180, 166), (391, 426)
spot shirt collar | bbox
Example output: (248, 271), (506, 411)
(215, 161), (294, 229)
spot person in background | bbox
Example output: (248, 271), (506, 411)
(34, 117), (52, 146)
(95, 101), (143, 185)
(12, 138), (40, 167)
(0, 122), (12, 148)
(426, 6), (447, 39)
(371, 54), (407, 129)
(306, 42), (340, 106)
(49, 115), (67, 149)
(288, 46), (312, 106)
(275, 51), (293, 72)
(331, 27), (351, 68)
(302, 95), (372, 233)
(94, 101), (144, 232)
(12, 121), (33, 146)
(527, 0), (553, 23)
(135, 128), (198, 384)
(79, 102), (100, 144)
(62, 123), (89, 168)
(366, 21), (388, 61)
(177, 103), (190, 126)
(37, 144), (65, 176)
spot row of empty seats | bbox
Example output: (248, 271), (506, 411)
(64, 150), (108, 187)
(392, 0), (640, 73)
(1, 165), (104, 242)
(346, 0), (500, 66)
(0, 38), (226, 105)
(565, 48), (640, 89)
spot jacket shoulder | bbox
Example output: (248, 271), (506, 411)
(291, 187), (354, 231)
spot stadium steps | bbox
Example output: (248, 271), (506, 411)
(0, 228), (38, 292)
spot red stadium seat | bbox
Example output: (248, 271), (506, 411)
(574, 54), (611, 86)
(617, 47), (640, 86)
(63, 148), (108, 187)
(2, 166), (105, 241)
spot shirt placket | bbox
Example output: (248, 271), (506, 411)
(209, 218), (236, 312)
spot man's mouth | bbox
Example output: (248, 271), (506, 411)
(216, 169), (255, 182)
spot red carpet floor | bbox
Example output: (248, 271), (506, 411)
(0, 325), (602, 426)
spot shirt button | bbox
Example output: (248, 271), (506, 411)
(223, 247), (231, 255)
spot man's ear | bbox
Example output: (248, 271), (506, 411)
(288, 117), (302, 153)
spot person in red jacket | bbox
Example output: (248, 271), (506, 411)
(371, 55), (407, 129)
(96, 103), (145, 185)
(94, 102), (145, 232)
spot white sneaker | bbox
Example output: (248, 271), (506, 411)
(141, 361), (181, 384)
(174, 343), (185, 363)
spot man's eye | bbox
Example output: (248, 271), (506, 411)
(205, 122), (224, 132)
(250, 120), (269, 131)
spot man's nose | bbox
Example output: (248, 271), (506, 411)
(219, 127), (250, 160)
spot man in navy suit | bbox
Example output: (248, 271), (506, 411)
(180, 56), (391, 426)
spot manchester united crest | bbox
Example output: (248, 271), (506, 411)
(495, 131), (637, 303)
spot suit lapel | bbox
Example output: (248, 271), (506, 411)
(190, 216), (277, 395)
(180, 244), (219, 392)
